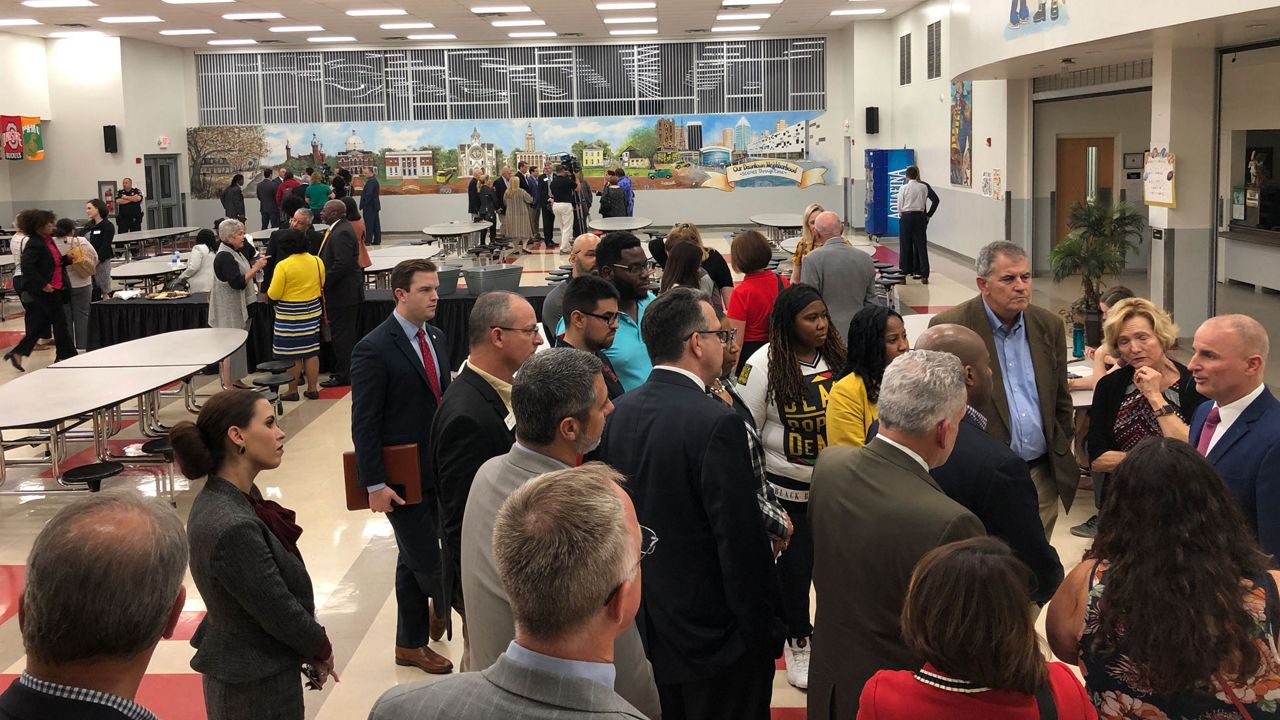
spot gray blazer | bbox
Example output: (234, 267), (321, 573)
(461, 446), (662, 720)
(369, 653), (649, 720)
(187, 476), (327, 683)
(807, 438), (985, 719)
(797, 239), (878, 341)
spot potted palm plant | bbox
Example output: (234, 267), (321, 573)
(1049, 199), (1146, 346)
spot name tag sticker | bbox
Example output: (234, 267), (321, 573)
(504, 413), (516, 430)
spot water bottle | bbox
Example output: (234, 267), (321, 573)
(1072, 324), (1085, 359)
(170, 250), (181, 269)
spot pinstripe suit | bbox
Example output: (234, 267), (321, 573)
(369, 653), (649, 719)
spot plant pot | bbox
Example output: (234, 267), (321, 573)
(1084, 305), (1103, 347)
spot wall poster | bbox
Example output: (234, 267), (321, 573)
(1143, 146), (1176, 209)
(950, 81), (973, 187)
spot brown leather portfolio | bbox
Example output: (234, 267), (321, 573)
(343, 444), (423, 511)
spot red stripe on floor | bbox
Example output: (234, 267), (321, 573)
(0, 566), (24, 627)
(135, 674), (207, 720)
(317, 386), (351, 400)
(168, 610), (206, 642)
(910, 305), (956, 314)
(772, 708), (807, 719)
(872, 245), (900, 264)
(0, 331), (26, 348)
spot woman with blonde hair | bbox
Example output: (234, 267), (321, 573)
(790, 203), (824, 283)
(502, 172), (535, 253)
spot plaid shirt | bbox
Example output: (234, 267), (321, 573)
(715, 382), (792, 541)
(18, 673), (159, 720)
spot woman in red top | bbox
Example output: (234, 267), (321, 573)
(858, 537), (1096, 720)
(726, 229), (787, 374)
(5, 208), (77, 370)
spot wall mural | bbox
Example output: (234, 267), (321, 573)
(1005, 0), (1069, 35)
(187, 111), (830, 201)
(949, 81), (973, 187)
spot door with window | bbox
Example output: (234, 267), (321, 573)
(143, 154), (184, 229)
(1055, 137), (1115, 244)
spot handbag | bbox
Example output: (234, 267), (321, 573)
(316, 257), (332, 342)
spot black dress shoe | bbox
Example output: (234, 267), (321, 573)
(319, 377), (348, 388)
(4, 352), (24, 372)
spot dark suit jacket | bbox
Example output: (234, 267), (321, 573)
(808, 438), (985, 719)
(187, 477), (327, 683)
(931, 296), (1078, 508)
(19, 234), (70, 296)
(595, 368), (783, 685)
(467, 177), (481, 215)
(537, 174), (553, 209)
(931, 415), (1063, 604)
(1189, 388), (1280, 557)
(493, 176), (509, 213)
(0, 679), (143, 720)
(318, 218), (363, 307)
(429, 365), (515, 612)
(256, 177), (280, 214)
(351, 314), (451, 493)
(360, 177), (381, 213)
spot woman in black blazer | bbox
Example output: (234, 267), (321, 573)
(4, 208), (76, 370)
(170, 390), (336, 720)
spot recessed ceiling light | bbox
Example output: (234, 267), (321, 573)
(380, 21), (433, 28)
(830, 7), (885, 14)
(609, 28), (658, 35)
(308, 35), (357, 41)
(50, 29), (105, 36)
(509, 30), (555, 37)
(597, 1), (655, 7)
(718, 0), (780, 4)
(222, 12), (284, 19)
(23, 0), (96, 7)
(603, 16), (656, 23)
(711, 24), (760, 31)
(270, 25), (322, 32)
(0, 18), (41, 26)
(470, 5), (531, 13)
(407, 32), (456, 39)
(208, 38), (257, 44)
(162, 0), (233, 4)
(100, 15), (164, 23)
(345, 8), (406, 16)
(717, 12), (769, 20)
(491, 18), (544, 26)
(161, 28), (215, 34)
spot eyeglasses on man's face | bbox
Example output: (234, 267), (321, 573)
(581, 310), (620, 326)
(492, 325), (540, 336)
(611, 263), (651, 276)
(602, 525), (658, 607)
(686, 328), (735, 345)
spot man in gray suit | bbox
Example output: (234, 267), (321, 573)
(807, 350), (985, 719)
(797, 211), (878, 341)
(369, 463), (652, 720)
(460, 348), (661, 718)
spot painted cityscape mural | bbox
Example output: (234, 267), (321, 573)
(187, 111), (831, 200)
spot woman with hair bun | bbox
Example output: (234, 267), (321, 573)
(172, 389), (336, 720)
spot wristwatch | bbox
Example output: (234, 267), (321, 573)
(1153, 404), (1178, 417)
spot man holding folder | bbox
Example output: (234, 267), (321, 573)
(350, 258), (455, 675)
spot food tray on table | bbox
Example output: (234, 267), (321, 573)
(146, 290), (191, 300)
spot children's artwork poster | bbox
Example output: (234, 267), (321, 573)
(981, 172), (993, 198)
(1, 116), (23, 161)
(990, 168), (1002, 200)
(950, 81), (972, 187)
(1143, 146), (1176, 209)
(187, 111), (833, 200)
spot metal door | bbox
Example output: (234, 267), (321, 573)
(143, 154), (185, 228)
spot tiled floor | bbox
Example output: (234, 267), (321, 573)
(0, 227), (1244, 718)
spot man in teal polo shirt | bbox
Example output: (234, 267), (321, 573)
(560, 232), (654, 391)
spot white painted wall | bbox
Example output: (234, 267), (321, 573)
(0, 32), (54, 223)
(1218, 46), (1280, 229)
(121, 39), (193, 202)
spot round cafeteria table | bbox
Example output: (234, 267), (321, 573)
(422, 221), (492, 259)
(749, 213), (805, 247)
(111, 259), (185, 290)
(589, 216), (653, 233)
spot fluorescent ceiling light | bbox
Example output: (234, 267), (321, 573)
(609, 28), (657, 35)
(717, 12), (769, 19)
(603, 16), (656, 23)
(270, 24), (322, 31)
(830, 7), (885, 14)
(711, 24), (760, 31)
(161, 28), (215, 34)
(597, 1), (655, 8)
(719, 0), (780, 4)
(308, 35), (356, 41)
(0, 18), (41, 26)
(100, 15), (164, 22)
(23, 0), (96, 7)
(380, 21), (433, 28)
(509, 30), (555, 37)
(345, 8), (406, 16)
(470, 5), (530, 13)
(208, 38), (257, 44)
(491, 18), (544, 26)
(222, 11), (283, 19)
(407, 33), (456, 39)
(162, 0), (233, 3)
(50, 29), (104, 36)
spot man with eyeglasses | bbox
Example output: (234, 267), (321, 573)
(559, 275), (626, 400)
(542, 232), (602, 338)
(595, 288), (785, 720)
(372, 463), (653, 720)
(429, 290), (543, 670)
(583, 231), (656, 392)
(460, 349), (661, 718)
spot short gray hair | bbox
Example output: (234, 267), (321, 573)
(467, 291), (521, 348)
(216, 218), (244, 242)
(877, 349), (967, 436)
(975, 241), (1027, 278)
(512, 348), (603, 445)
(493, 463), (631, 641)
(22, 489), (188, 665)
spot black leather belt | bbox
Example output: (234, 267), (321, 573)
(1026, 454), (1049, 468)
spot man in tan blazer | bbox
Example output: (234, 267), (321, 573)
(460, 348), (662, 719)
(929, 240), (1076, 536)
(808, 350), (985, 719)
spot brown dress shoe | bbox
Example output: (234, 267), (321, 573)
(428, 600), (446, 642)
(395, 645), (453, 674)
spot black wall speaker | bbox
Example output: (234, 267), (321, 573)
(103, 125), (118, 154)
(865, 107), (880, 135)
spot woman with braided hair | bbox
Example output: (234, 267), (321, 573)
(826, 305), (910, 447)
(735, 283), (846, 690)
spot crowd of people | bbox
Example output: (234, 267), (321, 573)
(4, 204), (1280, 720)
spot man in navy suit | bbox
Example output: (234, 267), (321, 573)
(359, 165), (382, 245)
(351, 258), (454, 675)
(1187, 314), (1280, 557)
(595, 287), (784, 720)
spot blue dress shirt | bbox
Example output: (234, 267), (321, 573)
(504, 641), (617, 690)
(982, 299), (1047, 461)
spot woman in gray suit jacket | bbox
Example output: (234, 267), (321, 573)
(170, 389), (336, 720)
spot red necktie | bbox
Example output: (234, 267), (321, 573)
(1196, 405), (1222, 456)
(416, 328), (442, 403)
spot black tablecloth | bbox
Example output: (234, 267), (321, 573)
(88, 286), (550, 372)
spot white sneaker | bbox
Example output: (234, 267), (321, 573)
(784, 637), (810, 689)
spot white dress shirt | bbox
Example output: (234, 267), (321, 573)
(875, 434), (931, 473)
(1206, 383), (1267, 454)
(653, 364), (707, 390)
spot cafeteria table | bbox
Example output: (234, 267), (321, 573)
(112, 226), (201, 259)
(422, 221), (493, 259)
(589, 216), (654, 233)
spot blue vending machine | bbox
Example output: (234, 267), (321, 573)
(864, 148), (916, 240)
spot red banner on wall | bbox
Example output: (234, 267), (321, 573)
(1, 116), (22, 160)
